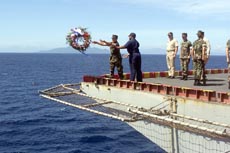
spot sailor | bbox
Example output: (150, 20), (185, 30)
(200, 31), (211, 82)
(116, 33), (143, 82)
(201, 31), (211, 63)
(166, 32), (178, 79)
(191, 30), (207, 86)
(226, 39), (230, 89)
(92, 35), (124, 79)
(180, 33), (192, 80)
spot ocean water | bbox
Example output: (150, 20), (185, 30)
(0, 53), (227, 153)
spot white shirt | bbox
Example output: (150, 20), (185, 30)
(167, 39), (178, 51)
(203, 37), (211, 56)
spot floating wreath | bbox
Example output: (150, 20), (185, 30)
(66, 27), (91, 52)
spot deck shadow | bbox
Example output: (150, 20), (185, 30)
(204, 83), (226, 86)
(206, 79), (225, 82)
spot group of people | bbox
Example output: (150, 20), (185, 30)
(92, 31), (230, 89)
(166, 30), (210, 86)
(93, 33), (142, 82)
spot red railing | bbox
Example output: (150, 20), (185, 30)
(83, 69), (230, 104)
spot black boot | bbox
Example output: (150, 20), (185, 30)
(197, 80), (202, 86)
(194, 79), (198, 85)
(118, 73), (124, 80)
(184, 76), (188, 80)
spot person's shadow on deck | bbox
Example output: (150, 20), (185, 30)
(205, 79), (226, 86)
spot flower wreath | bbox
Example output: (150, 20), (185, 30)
(66, 27), (91, 52)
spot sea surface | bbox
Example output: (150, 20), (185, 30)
(0, 53), (227, 153)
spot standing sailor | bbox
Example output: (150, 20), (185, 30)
(201, 31), (211, 63)
(116, 33), (142, 82)
(93, 35), (124, 79)
(226, 39), (230, 89)
(200, 31), (211, 82)
(166, 32), (178, 79)
(191, 30), (207, 86)
(180, 33), (192, 80)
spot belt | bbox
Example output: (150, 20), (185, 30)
(167, 50), (175, 52)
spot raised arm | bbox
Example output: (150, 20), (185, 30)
(92, 40), (109, 46)
(100, 40), (113, 46)
(116, 45), (126, 49)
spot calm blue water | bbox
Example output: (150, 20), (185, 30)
(0, 53), (227, 153)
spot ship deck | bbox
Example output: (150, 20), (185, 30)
(144, 73), (229, 93)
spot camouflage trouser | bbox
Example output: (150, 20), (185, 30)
(193, 59), (203, 80)
(110, 60), (123, 79)
(180, 58), (190, 76)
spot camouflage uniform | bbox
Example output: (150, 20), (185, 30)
(226, 40), (230, 86)
(180, 40), (192, 79)
(193, 39), (206, 84)
(110, 42), (123, 79)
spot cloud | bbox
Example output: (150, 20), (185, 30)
(116, 0), (230, 15)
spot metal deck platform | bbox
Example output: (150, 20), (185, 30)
(144, 73), (229, 93)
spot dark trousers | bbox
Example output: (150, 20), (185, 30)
(129, 53), (143, 82)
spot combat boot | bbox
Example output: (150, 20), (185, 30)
(184, 76), (188, 80)
(197, 80), (202, 86)
(194, 79), (198, 85)
(119, 73), (124, 80)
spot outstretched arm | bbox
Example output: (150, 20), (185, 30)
(116, 45), (126, 49)
(92, 40), (109, 46)
(100, 40), (113, 46)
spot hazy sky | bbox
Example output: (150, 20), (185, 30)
(1, 0), (230, 53)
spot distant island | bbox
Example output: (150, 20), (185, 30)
(38, 47), (224, 55)
(38, 47), (109, 54)
(38, 47), (166, 54)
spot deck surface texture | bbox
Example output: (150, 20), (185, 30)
(144, 73), (229, 93)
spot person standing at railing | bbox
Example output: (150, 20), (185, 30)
(191, 30), (207, 86)
(180, 33), (192, 80)
(200, 31), (211, 82)
(116, 33), (143, 82)
(93, 35), (124, 79)
(166, 32), (178, 79)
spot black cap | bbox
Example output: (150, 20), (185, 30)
(112, 34), (118, 39)
(129, 32), (136, 38)
(197, 30), (203, 35)
(182, 33), (187, 36)
(168, 32), (173, 36)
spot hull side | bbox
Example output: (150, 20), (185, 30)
(81, 82), (230, 153)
